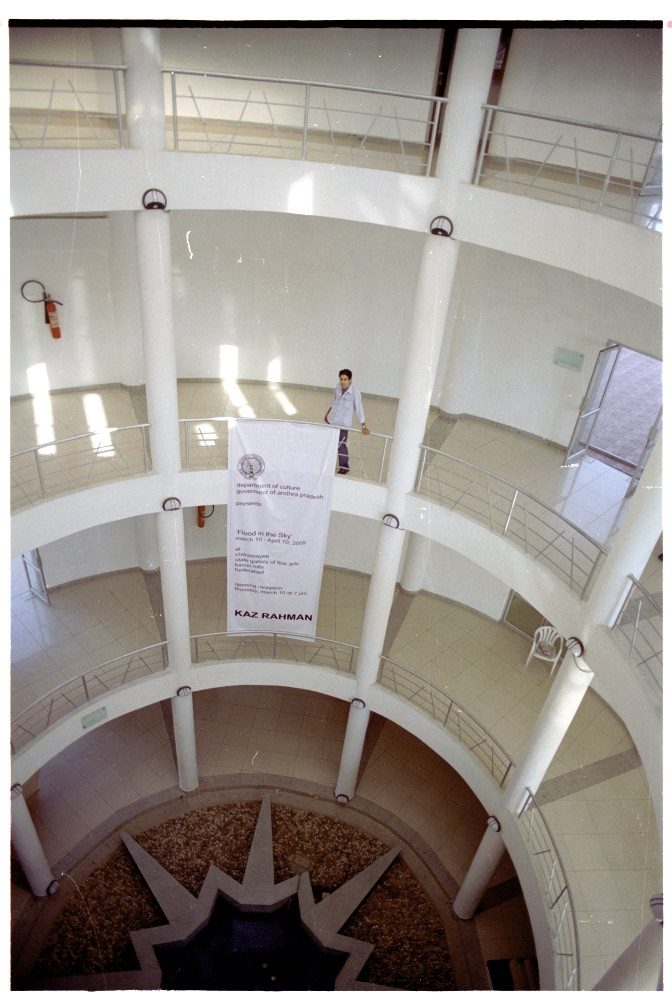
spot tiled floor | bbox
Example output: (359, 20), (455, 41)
(9, 381), (663, 989)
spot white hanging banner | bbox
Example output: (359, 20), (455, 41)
(227, 419), (338, 636)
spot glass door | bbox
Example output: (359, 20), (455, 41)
(22, 548), (50, 606)
(625, 406), (662, 498)
(564, 344), (621, 465)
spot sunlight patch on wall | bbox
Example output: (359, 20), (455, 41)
(27, 362), (55, 455)
(267, 356), (297, 416)
(219, 344), (256, 418)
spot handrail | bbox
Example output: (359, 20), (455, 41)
(515, 789), (580, 991)
(480, 103), (660, 144)
(10, 422), (150, 457)
(611, 573), (662, 691)
(10, 423), (151, 509)
(10, 58), (445, 174)
(190, 630), (359, 674)
(416, 443), (607, 598)
(419, 445), (604, 549)
(164, 66), (449, 106)
(617, 573), (663, 617)
(11, 58), (126, 72)
(180, 415), (392, 485)
(474, 104), (662, 230)
(378, 657), (515, 787)
(10, 641), (168, 754)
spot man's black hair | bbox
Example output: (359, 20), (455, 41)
(339, 369), (352, 380)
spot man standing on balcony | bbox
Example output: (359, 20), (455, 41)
(324, 369), (369, 474)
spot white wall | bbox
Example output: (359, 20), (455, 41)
(10, 211), (424, 398)
(9, 24), (442, 144)
(491, 28), (662, 180)
(9, 24), (442, 94)
(170, 210), (422, 394)
(501, 27), (662, 135)
(419, 541), (509, 621)
(434, 242), (662, 444)
(39, 516), (140, 587)
(11, 207), (661, 446)
(10, 218), (121, 397)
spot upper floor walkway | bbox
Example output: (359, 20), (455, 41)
(9, 61), (663, 306)
(9, 59), (662, 232)
(11, 379), (662, 759)
(11, 379), (630, 596)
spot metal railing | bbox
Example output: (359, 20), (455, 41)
(10, 423), (151, 511)
(10, 59), (126, 149)
(10, 59), (662, 229)
(163, 68), (446, 175)
(9, 59), (446, 175)
(378, 658), (515, 787)
(416, 445), (607, 598)
(474, 104), (662, 231)
(10, 642), (168, 755)
(611, 574), (662, 691)
(515, 789), (580, 991)
(180, 415), (392, 485)
(191, 631), (358, 675)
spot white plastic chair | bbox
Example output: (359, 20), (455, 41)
(525, 626), (564, 676)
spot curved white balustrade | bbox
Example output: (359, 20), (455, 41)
(10, 632), (580, 990)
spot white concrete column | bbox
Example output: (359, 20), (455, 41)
(134, 207), (181, 476)
(593, 895), (663, 990)
(435, 28), (502, 207)
(353, 522), (406, 693)
(171, 687), (199, 792)
(400, 533), (431, 593)
(452, 815), (505, 919)
(135, 514), (160, 571)
(121, 27), (166, 152)
(335, 700), (370, 802)
(503, 648), (594, 815)
(453, 645), (594, 916)
(335, 35), (497, 801)
(157, 509), (192, 674)
(582, 436), (663, 630)
(385, 237), (460, 516)
(11, 784), (57, 898)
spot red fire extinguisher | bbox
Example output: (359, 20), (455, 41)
(197, 505), (214, 528)
(20, 280), (64, 340)
(45, 298), (62, 339)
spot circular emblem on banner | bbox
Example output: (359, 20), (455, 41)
(238, 453), (265, 478)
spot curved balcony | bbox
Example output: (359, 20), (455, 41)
(10, 59), (661, 231)
(10, 423), (150, 512)
(10, 633), (582, 988)
(415, 444), (607, 598)
(9, 556), (660, 990)
(11, 409), (610, 605)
